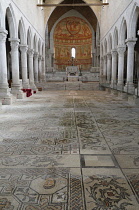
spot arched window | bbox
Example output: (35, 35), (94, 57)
(71, 47), (76, 58)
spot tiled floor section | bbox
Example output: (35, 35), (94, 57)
(0, 90), (139, 209)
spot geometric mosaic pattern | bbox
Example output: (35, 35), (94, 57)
(0, 90), (139, 209)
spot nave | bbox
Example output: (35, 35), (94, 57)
(0, 90), (139, 209)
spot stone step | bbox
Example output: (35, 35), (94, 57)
(41, 82), (99, 91)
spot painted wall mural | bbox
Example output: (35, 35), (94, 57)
(54, 17), (92, 71)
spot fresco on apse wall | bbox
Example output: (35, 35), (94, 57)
(54, 16), (92, 70)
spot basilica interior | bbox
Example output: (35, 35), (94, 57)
(0, 0), (139, 209)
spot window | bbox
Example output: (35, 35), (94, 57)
(103, 0), (108, 3)
(71, 48), (76, 58)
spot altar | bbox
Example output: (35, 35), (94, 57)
(66, 66), (79, 82)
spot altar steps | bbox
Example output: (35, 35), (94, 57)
(41, 81), (99, 91)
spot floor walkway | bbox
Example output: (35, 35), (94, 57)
(0, 90), (139, 209)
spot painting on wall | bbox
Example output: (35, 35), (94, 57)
(54, 16), (92, 71)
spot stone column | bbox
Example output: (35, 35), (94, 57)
(111, 49), (118, 88)
(41, 57), (46, 82)
(92, 52), (97, 67)
(9, 38), (23, 98)
(0, 28), (12, 104)
(96, 45), (100, 67)
(100, 57), (104, 83)
(107, 52), (112, 83)
(38, 55), (42, 82)
(103, 55), (107, 82)
(28, 49), (36, 90)
(117, 45), (126, 89)
(34, 52), (39, 83)
(20, 45), (29, 88)
(125, 38), (137, 91)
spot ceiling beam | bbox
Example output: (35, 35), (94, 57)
(37, 3), (109, 7)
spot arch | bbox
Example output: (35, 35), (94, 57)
(46, 0), (100, 33)
(27, 27), (33, 49)
(113, 27), (118, 49)
(5, 4), (17, 38)
(18, 18), (26, 44)
(119, 17), (127, 45)
(33, 34), (38, 52)
(129, 4), (139, 38)
(108, 33), (112, 52)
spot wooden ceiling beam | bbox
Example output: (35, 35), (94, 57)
(37, 3), (109, 7)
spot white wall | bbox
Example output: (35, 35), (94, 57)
(1, 0), (45, 43)
(100, 0), (132, 39)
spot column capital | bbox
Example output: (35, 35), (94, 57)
(111, 49), (117, 56)
(20, 45), (28, 53)
(0, 28), (8, 42)
(126, 38), (137, 48)
(103, 55), (107, 60)
(9, 38), (20, 51)
(28, 48), (34, 57)
(38, 55), (42, 60)
(117, 45), (126, 55)
(34, 52), (39, 58)
(107, 52), (112, 60)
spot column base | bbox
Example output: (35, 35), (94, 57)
(11, 84), (24, 99)
(105, 87), (111, 93)
(135, 88), (139, 96)
(41, 75), (46, 82)
(30, 82), (37, 91)
(17, 92), (25, 99)
(117, 83), (124, 91)
(0, 86), (12, 105)
(110, 80), (117, 89)
(1, 96), (12, 105)
(110, 89), (118, 96)
(118, 91), (128, 100)
(99, 85), (105, 91)
(0, 99), (2, 108)
(22, 82), (30, 89)
(124, 84), (135, 94)
(128, 95), (139, 106)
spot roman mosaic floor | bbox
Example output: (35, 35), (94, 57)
(0, 90), (139, 210)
